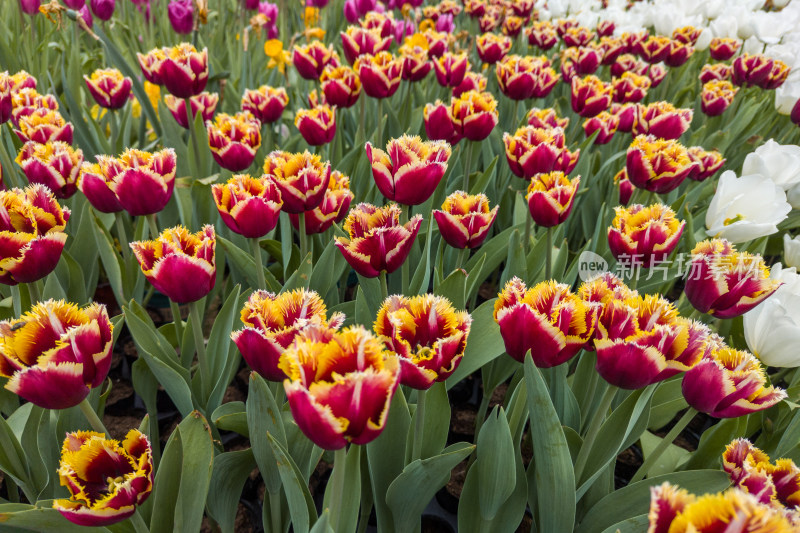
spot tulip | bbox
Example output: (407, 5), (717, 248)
(54, 430), (153, 526)
(335, 203), (422, 277)
(611, 54), (648, 78)
(672, 26), (702, 45)
(449, 90), (498, 142)
(158, 44), (209, 98)
(355, 52), (402, 99)
(436, 13), (455, 33)
(526, 22), (558, 50)
(685, 239), (782, 319)
(289, 171), (353, 234)
(463, 0), (484, 18)
(741, 139), (800, 192)
(608, 203), (684, 267)
(722, 439), (771, 486)
(626, 135), (696, 193)
(613, 103), (636, 133)
(555, 19), (579, 38)
(264, 151), (329, 213)
(232, 288), (344, 381)
(168, 0), (193, 34)
(432, 52), (469, 88)
(501, 15), (523, 38)
(732, 54), (774, 88)
(622, 30), (649, 53)
(78, 160), (123, 213)
(433, 191), (498, 249)
(164, 91), (218, 129)
(664, 41), (693, 68)
(292, 40), (337, 81)
(699, 63), (732, 84)
(583, 111), (619, 144)
(647, 64), (667, 87)
(295, 105), (336, 146)
(0, 300), (112, 408)
(453, 72), (487, 98)
(280, 325), (400, 449)
(597, 20), (615, 37)
(765, 60), (791, 91)
(527, 107), (569, 130)
(360, 12), (392, 38)
(785, 237), (800, 269)
(0, 74), (11, 124)
(682, 345), (786, 418)
(476, 33), (511, 65)
(16, 141), (83, 199)
(595, 295), (711, 389)
(615, 168), (634, 205)
(103, 148), (176, 216)
(496, 55), (540, 100)
(632, 102), (693, 140)
(366, 135), (451, 206)
(212, 174), (282, 238)
(341, 26), (392, 65)
(598, 37), (626, 66)
(130, 225), (215, 303)
(560, 47), (601, 81)
(701, 80), (737, 117)
(577, 272), (639, 345)
(612, 72), (650, 104)
(721, 439), (800, 510)
(19, 0), (40, 15)
(705, 171), (790, 244)
(527, 172), (580, 227)
(398, 42), (432, 83)
(687, 146), (725, 181)
(709, 37), (741, 61)
(320, 66), (361, 108)
(241, 86), (288, 124)
(136, 48), (167, 85)
(503, 126), (579, 179)
(11, 89), (58, 126)
(635, 36), (671, 64)
(494, 278), (594, 367)
(90, 0), (114, 20)
(207, 112), (261, 172)
(14, 108), (73, 145)
(562, 26), (594, 47)
(571, 75), (613, 118)
(423, 100), (461, 145)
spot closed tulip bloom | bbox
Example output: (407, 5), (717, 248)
(476, 32), (511, 64)
(700, 63), (732, 84)
(136, 48), (167, 85)
(598, 36), (626, 66)
(741, 140), (800, 192)
(341, 26), (392, 64)
(423, 100), (461, 145)
(632, 102), (693, 140)
(611, 54), (648, 78)
(562, 26), (595, 47)
(289, 171), (353, 234)
(664, 41), (694, 68)
(682, 345), (786, 418)
(0, 300), (112, 409)
(19, 0), (40, 15)
(687, 146), (725, 181)
(433, 52), (469, 88)
(612, 72), (651, 104)
(398, 43), (432, 82)
(613, 103), (636, 133)
(241, 86), (288, 124)
(335, 203), (422, 277)
(0, 185), (69, 284)
(295, 105), (336, 146)
(78, 161), (123, 213)
(595, 295), (711, 389)
(359, 11), (392, 36)
(375, 294), (471, 389)
(560, 47), (602, 81)
(14, 108), (73, 145)
(764, 60), (791, 91)
(366, 135), (451, 206)
(168, 0), (193, 34)
(501, 15), (524, 37)
(744, 264), (800, 368)
(494, 278), (594, 367)
(212, 174), (282, 238)
(0, 74), (11, 124)
(131, 225), (216, 303)
(433, 191), (498, 249)
(526, 22), (558, 50)
(646, 64), (667, 88)
(104, 148), (176, 216)
(672, 26), (702, 45)
(608, 203), (684, 267)
(54, 430), (153, 527)
(207, 112), (261, 172)
(685, 239), (782, 319)
(701, 80), (738, 116)
(626, 135), (696, 193)
(583, 111), (619, 144)
(597, 20), (615, 37)
(420, 30), (448, 58)
(709, 37), (741, 61)
(732, 54), (774, 88)
(232, 288), (344, 381)
(635, 36), (671, 64)
(16, 141), (83, 199)
(90, 0), (114, 20)
(453, 72), (487, 98)
(527, 171), (580, 227)
(164, 91), (217, 129)
(320, 66), (361, 108)
(496, 55), (539, 100)
(571, 75), (613, 118)
(449, 90), (498, 141)
(355, 52), (402, 99)
(158, 43), (209, 98)
(464, 0), (484, 18)
(265, 151), (329, 213)
(527, 107), (569, 130)
(292, 40), (337, 81)
(555, 19), (579, 38)
(503, 126), (579, 179)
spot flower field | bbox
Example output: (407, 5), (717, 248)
(2, 0), (800, 531)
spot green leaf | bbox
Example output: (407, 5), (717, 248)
(211, 401), (249, 437)
(218, 236), (281, 292)
(207, 449), (257, 533)
(0, 413), (34, 501)
(266, 433), (318, 533)
(406, 382), (449, 461)
(92, 213), (125, 306)
(639, 431), (690, 477)
(446, 300), (503, 388)
(600, 515), (650, 533)
(283, 252), (314, 291)
(476, 407), (516, 520)
(434, 268), (467, 310)
(309, 510), (334, 533)
(524, 357), (576, 532)
(246, 373), (287, 494)
(0, 502), (112, 533)
(409, 215), (434, 296)
(681, 416), (747, 471)
(204, 286), (242, 412)
(309, 240), (348, 297)
(324, 445), (361, 533)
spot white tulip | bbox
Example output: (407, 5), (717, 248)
(743, 264), (800, 368)
(784, 234), (800, 268)
(706, 171), (791, 244)
(741, 140), (800, 191)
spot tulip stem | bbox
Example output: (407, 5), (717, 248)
(146, 214), (159, 239)
(573, 385), (616, 482)
(250, 238), (267, 291)
(184, 98), (202, 176)
(170, 300), (184, 351)
(524, 214), (532, 256)
(78, 398), (109, 434)
(129, 509), (149, 533)
(26, 282), (41, 305)
(457, 247), (469, 271)
(379, 271), (388, 300)
(412, 389), (427, 461)
(10, 285), (21, 317)
(298, 215), (308, 260)
(462, 141), (474, 191)
(329, 446), (348, 531)
(268, 489), (281, 533)
(400, 205), (409, 294)
(189, 301), (210, 396)
(545, 227), (553, 279)
(115, 212), (130, 260)
(377, 98), (384, 146)
(630, 407), (697, 484)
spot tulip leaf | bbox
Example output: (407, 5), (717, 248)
(639, 431), (690, 478)
(267, 432), (318, 533)
(309, 240), (348, 298)
(246, 373), (286, 494)
(681, 416), (748, 471)
(464, 224), (524, 288)
(218, 236), (281, 292)
(211, 401), (249, 437)
(0, 501), (113, 533)
(434, 268), (466, 312)
(150, 411), (214, 533)
(386, 442), (473, 533)
(446, 300), (503, 388)
(0, 411), (35, 502)
(283, 252), (313, 292)
(469, 155), (499, 196)
(474, 407), (516, 520)
(577, 469), (731, 533)
(92, 214), (125, 306)
(501, 229), (527, 285)
(648, 377), (689, 431)
(309, 510), (334, 533)
(409, 215), (435, 296)
(356, 274), (384, 317)
(524, 356), (576, 533)
(405, 382), (450, 463)
(204, 285), (242, 413)
(207, 448), (257, 533)
(354, 285), (375, 327)
(599, 515), (650, 533)
(323, 444), (361, 533)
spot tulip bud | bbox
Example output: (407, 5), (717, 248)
(158, 43), (209, 98)
(168, 0), (194, 34)
(90, 0), (115, 20)
(164, 91), (218, 129)
(449, 90), (498, 141)
(611, 54), (648, 78)
(14, 108), (73, 145)
(614, 168), (634, 206)
(700, 63), (732, 84)
(476, 33), (511, 65)
(598, 37), (626, 66)
(241, 85), (288, 124)
(583, 111), (619, 144)
(292, 40), (337, 81)
(341, 26), (392, 65)
(687, 146), (725, 181)
(597, 20), (615, 38)
(355, 52), (403, 99)
(732, 54), (774, 88)
(423, 100), (461, 145)
(626, 135), (695, 193)
(212, 174), (282, 238)
(562, 26), (595, 47)
(19, 0), (40, 15)
(84, 68), (132, 110)
(701, 80), (738, 116)
(289, 171), (353, 234)
(527, 171), (580, 227)
(207, 112), (262, 172)
(503, 126), (579, 179)
(632, 102), (693, 140)
(635, 36), (671, 64)
(102, 148), (176, 216)
(612, 72), (651, 104)
(571, 75), (613, 118)
(709, 37), (741, 61)
(433, 52), (469, 88)
(433, 191), (498, 249)
(608, 203), (685, 267)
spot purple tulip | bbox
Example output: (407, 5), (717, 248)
(19, 0), (40, 15)
(435, 13), (454, 33)
(393, 19), (414, 44)
(63, 0), (86, 8)
(306, 0), (329, 7)
(343, 0), (358, 22)
(244, 0), (258, 9)
(168, 0), (193, 34)
(258, 1), (277, 20)
(79, 4), (93, 25)
(90, 0), (114, 20)
(354, 0), (374, 15)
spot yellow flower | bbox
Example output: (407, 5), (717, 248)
(265, 39), (290, 74)
(304, 6), (319, 28)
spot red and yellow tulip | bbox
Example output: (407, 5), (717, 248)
(527, 171), (580, 227)
(503, 126), (579, 179)
(320, 65), (361, 108)
(207, 111), (262, 172)
(164, 91), (218, 129)
(295, 104), (336, 146)
(289, 170), (353, 234)
(355, 52), (403, 99)
(212, 174), (283, 238)
(608, 203), (685, 267)
(264, 150), (330, 213)
(14, 108), (73, 145)
(626, 135), (696, 193)
(241, 86), (289, 124)
(571, 75), (613, 118)
(157, 43), (209, 98)
(433, 191), (498, 249)
(83, 68), (132, 110)
(16, 140), (83, 198)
